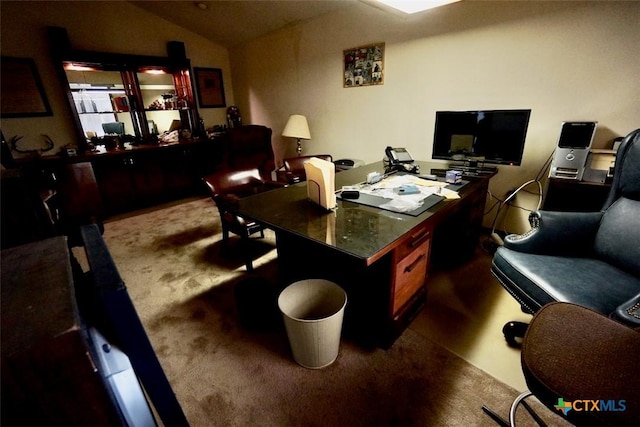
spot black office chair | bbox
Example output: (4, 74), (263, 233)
(102, 122), (125, 135)
(491, 128), (640, 346)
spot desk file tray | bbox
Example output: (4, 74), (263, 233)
(304, 157), (337, 210)
(337, 192), (445, 217)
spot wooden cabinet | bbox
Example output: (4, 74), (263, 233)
(88, 140), (225, 215)
(49, 26), (200, 150)
(16, 137), (227, 217)
(544, 178), (611, 212)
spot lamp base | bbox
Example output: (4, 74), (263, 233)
(296, 139), (302, 156)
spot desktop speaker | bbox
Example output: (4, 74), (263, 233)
(549, 121), (597, 180)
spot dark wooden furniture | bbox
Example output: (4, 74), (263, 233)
(0, 168), (57, 250)
(48, 26), (199, 149)
(15, 137), (226, 217)
(1, 227), (188, 426)
(543, 177), (611, 212)
(237, 161), (495, 348)
(1, 236), (123, 425)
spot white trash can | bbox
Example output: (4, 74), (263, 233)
(278, 279), (347, 369)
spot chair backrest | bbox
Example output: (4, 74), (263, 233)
(603, 128), (640, 208)
(283, 155), (333, 181)
(594, 129), (640, 276)
(55, 162), (105, 223)
(202, 168), (263, 199)
(226, 125), (274, 179)
(102, 122), (125, 136)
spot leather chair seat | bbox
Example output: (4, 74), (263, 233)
(493, 248), (640, 315)
(521, 302), (640, 426)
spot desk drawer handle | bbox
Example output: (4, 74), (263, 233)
(404, 253), (425, 273)
(409, 231), (429, 248)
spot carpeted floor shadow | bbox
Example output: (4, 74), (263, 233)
(101, 197), (570, 426)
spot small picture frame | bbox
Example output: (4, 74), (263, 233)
(194, 67), (226, 108)
(1, 57), (53, 118)
(343, 43), (385, 88)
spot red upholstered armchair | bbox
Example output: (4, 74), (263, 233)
(226, 125), (275, 180)
(202, 167), (285, 271)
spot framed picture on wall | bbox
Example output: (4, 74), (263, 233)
(194, 67), (226, 108)
(343, 43), (385, 87)
(1, 57), (53, 118)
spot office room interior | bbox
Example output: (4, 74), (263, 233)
(1, 1), (639, 426)
(2, 0), (639, 230)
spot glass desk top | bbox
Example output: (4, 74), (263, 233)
(237, 161), (489, 263)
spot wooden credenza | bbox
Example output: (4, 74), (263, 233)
(15, 137), (226, 216)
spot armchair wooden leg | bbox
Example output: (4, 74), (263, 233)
(240, 233), (254, 272)
(221, 228), (230, 250)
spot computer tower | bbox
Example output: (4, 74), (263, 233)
(549, 121), (597, 180)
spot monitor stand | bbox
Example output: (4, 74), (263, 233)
(447, 160), (497, 175)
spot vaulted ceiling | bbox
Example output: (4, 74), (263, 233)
(128, 0), (361, 48)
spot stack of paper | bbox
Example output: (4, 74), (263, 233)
(304, 157), (337, 210)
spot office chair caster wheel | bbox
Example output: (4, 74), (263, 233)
(503, 321), (529, 347)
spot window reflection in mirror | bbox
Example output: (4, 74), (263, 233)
(137, 68), (180, 135)
(64, 65), (135, 139)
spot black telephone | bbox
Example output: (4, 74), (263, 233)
(385, 146), (414, 164)
(385, 146), (420, 173)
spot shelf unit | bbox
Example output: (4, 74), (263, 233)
(48, 26), (199, 151)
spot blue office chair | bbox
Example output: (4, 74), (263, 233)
(102, 122), (125, 135)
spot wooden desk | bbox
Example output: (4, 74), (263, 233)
(238, 161), (494, 348)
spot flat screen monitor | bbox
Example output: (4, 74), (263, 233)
(432, 109), (531, 166)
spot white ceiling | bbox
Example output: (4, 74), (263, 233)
(128, 0), (361, 48)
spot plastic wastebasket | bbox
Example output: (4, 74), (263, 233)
(278, 279), (347, 369)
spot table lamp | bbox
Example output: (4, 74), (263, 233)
(282, 114), (311, 155)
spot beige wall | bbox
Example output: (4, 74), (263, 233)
(0, 1), (232, 155)
(230, 1), (640, 232)
(2, 1), (639, 233)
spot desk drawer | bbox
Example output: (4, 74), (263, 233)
(392, 239), (430, 315)
(395, 225), (431, 261)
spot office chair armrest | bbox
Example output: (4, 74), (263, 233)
(504, 210), (603, 255)
(611, 292), (640, 327)
(213, 193), (241, 211)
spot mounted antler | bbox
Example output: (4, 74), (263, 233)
(9, 134), (55, 154)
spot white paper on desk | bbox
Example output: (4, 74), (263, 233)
(304, 157), (337, 210)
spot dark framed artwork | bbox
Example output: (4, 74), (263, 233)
(343, 43), (385, 88)
(1, 57), (53, 118)
(194, 67), (226, 108)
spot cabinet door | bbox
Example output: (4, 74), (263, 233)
(93, 157), (137, 215)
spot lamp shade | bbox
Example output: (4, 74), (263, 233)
(282, 115), (311, 140)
